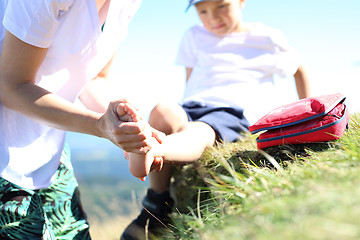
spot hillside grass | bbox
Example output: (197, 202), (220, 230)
(161, 114), (360, 240)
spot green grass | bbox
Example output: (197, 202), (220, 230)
(165, 114), (360, 240)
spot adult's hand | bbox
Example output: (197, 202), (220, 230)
(97, 100), (150, 153)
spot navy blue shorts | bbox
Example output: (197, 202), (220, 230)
(181, 101), (250, 143)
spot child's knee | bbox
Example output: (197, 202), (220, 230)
(149, 103), (188, 134)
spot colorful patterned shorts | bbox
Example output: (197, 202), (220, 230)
(0, 145), (91, 240)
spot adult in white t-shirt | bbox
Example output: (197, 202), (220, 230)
(0, 0), (159, 239)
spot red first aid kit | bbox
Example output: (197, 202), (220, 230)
(249, 93), (349, 149)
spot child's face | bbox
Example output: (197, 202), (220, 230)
(195, 0), (245, 36)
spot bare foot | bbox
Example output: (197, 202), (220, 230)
(116, 103), (140, 122)
(117, 103), (159, 181)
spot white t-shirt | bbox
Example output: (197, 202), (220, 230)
(176, 23), (301, 124)
(0, 0), (141, 189)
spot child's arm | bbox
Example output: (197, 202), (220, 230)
(294, 65), (311, 99)
(186, 67), (193, 82)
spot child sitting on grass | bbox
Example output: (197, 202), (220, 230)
(121, 0), (311, 239)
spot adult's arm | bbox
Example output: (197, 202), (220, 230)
(79, 53), (165, 151)
(79, 54), (116, 114)
(0, 31), (147, 152)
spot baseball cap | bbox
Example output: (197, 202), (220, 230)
(186, 0), (220, 12)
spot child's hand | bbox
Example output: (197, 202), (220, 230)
(151, 127), (166, 144)
(150, 156), (164, 172)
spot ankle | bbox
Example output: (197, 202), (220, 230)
(143, 189), (174, 217)
(148, 187), (170, 195)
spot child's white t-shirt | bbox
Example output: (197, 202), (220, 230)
(0, 0), (141, 189)
(176, 23), (301, 124)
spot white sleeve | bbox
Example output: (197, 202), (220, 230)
(3, 0), (74, 48)
(0, 0), (7, 41)
(175, 27), (198, 68)
(125, 0), (141, 22)
(270, 28), (302, 78)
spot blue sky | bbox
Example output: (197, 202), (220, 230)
(68, 0), (360, 152)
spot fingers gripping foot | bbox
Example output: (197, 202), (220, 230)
(117, 103), (159, 181)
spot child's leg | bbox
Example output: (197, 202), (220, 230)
(121, 102), (217, 240)
(117, 103), (158, 181)
(148, 102), (216, 191)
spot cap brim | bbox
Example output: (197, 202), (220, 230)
(185, 0), (219, 12)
